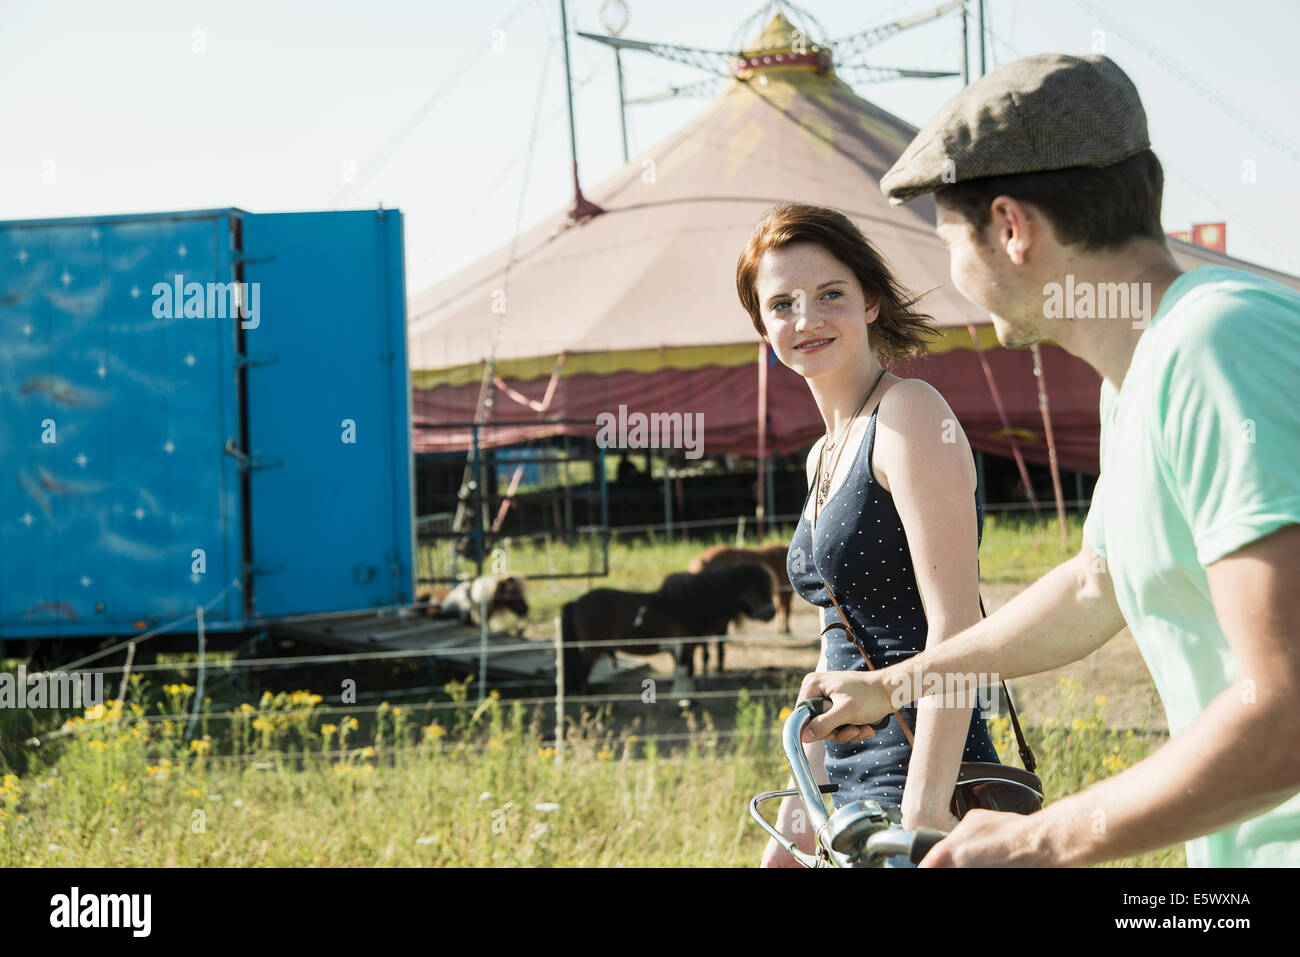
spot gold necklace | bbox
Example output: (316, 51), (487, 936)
(814, 367), (887, 516)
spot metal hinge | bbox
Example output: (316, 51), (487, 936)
(223, 438), (283, 472)
(235, 353), (279, 369)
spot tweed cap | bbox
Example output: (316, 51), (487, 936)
(881, 53), (1149, 204)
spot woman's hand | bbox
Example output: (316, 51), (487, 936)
(798, 669), (894, 743)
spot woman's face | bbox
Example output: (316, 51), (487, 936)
(754, 241), (878, 378)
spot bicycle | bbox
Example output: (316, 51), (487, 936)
(749, 697), (948, 867)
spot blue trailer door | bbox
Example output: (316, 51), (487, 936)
(238, 210), (412, 618)
(0, 211), (244, 638)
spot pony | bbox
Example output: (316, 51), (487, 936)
(417, 574), (529, 627)
(559, 562), (775, 695)
(689, 542), (793, 636)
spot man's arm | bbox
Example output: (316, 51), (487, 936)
(802, 540), (1127, 743)
(923, 523), (1300, 866)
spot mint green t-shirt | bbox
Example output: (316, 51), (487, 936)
(1082, 265), (1300, 867)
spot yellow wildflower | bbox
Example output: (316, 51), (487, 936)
(321, 723), (338, 736)
(778, 706), (793, 722)
(1094, 695), (1109, 707)
(597, 750), (612, 761)
(87, 740), (109, 752)
(189, 739), (211, 754)
(537, 746), (556, 760)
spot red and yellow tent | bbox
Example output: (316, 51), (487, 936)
(408, 14), (1299, 479)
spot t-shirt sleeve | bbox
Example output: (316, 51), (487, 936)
(1082, 382), (1113, 559)
(1156, 283), (1300, 567)
(1082, 471), (1106, 558)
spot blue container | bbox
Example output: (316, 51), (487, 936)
(0, 207), (413, 639)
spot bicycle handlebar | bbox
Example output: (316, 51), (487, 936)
(754, 697), (949, 867)
(784, 698), (837, 836)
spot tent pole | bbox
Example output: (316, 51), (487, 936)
(614, 48), (630, 164)
(961, 4), (969, 86)
(559, 0), (604, 222)
(663, 449), (672, 538)
(1031, 344), (1070, 548)
(965, 322), (1041, 515)
(757, 342), (769, 538)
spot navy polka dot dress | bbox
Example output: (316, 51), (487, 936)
(787, 403), (1000, 815)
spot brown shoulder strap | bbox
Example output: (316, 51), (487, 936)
(979, 595), (1037, 773)
(818, 574), (915, 746)
(816, 575), (1037, 773)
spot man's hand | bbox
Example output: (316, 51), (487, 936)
(797, 670), (892, 743)
(918, 809), (1053, 867)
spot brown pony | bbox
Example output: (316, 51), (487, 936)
(560, 562), (776, 695)
(689, 542), (793, 635)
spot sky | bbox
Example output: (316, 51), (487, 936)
(2, 0), (1297, 294)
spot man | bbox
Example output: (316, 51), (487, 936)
(799, 53), (1300, 867)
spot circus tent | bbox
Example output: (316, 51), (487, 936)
(406, 13), (1300, 480)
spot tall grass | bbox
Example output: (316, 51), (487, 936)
(0, 675), (1180, 867)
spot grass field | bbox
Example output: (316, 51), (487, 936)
(0, 513), (1185, 867)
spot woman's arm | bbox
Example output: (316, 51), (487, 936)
(874, 379), (984, 831)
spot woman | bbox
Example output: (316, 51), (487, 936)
(736, 203), (1001, 868)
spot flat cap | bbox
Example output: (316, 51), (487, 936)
(881, 53), (1149, 204)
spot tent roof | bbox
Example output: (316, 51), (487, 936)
(408, 17), (1300, 374)
(408, 38), (987, 370)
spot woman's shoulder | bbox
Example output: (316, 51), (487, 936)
(878, 374), (951, 416)
(873, 378), (972, 488)
(876, 377), (955, 428)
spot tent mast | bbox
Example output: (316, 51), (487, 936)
(560, 0), (604, 224)
(1032, 345), (1070, 547)
(756, 342), (769, 538)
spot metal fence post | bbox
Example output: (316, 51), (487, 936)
(553, 614), (564, 764)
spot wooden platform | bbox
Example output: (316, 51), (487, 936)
(265, 610), (645, 683)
